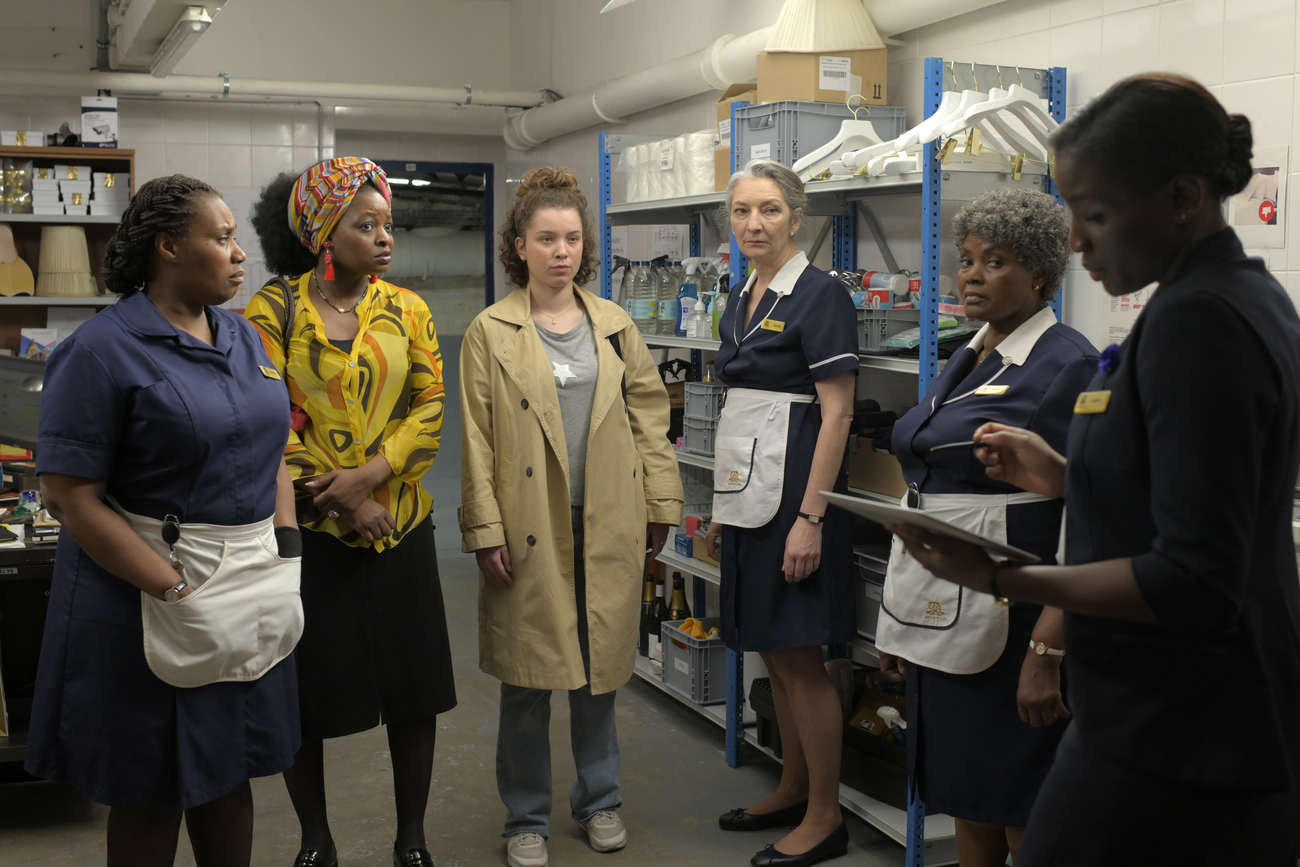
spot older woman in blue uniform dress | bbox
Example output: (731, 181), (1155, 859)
(876, 188), (1096, 867)
(705, 160), (858, 867)
(26, 175), (302, 867)
(894, 74), (1300, 866)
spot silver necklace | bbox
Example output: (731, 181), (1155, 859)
(314, 273), (365, 315)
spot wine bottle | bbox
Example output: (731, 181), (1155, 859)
(639, 575), (657, 657)
(667, 571), (692, 621)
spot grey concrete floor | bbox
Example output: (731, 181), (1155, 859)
(0, 336), (906, 867)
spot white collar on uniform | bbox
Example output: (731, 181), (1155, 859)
(739, 250), (809, 298)
(964, 305), (1058, 367)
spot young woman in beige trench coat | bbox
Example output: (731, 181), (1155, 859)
(459, 167), (683, 867)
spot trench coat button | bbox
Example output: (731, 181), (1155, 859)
(526, 534), (537, 546)
(525, 467), (533, 477)
(521, 398), (530, 410)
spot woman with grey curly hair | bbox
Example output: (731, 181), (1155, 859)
(874, 188), (1097, 866)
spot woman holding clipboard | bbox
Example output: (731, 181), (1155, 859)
(891, 75), (1300, 866)
(875, 188), (1096, 867)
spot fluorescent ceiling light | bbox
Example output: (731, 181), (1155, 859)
(388, 177), (411, 185)
(150, 6), (213, 77)
(411, 179), (432, 187)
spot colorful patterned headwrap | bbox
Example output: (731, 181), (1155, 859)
(288, 156), (392, 254)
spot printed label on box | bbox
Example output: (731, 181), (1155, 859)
(658, 141), (674, 171)
(674, 657), (691, 675)
(718, 118), (731, 146)
(750, 142), (772, 161)
(819, 55), (852, 91)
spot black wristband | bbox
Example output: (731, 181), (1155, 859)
(989, 563), (1011, 605)
(797, 511), (824, 525)
(274, 526), (303, 558)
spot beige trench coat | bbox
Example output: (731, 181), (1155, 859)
(458, 287), (683, 694)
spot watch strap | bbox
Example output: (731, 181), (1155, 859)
(1029, 639), (1065, 657)
(796, 511), (824, 525)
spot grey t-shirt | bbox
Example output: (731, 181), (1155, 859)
(536, 314), (598, 506)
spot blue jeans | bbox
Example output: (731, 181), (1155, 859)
(495, 510), (622, 838)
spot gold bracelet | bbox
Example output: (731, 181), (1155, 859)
(989, 564), (1012, 606)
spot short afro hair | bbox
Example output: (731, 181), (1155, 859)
(952, 188), (1069, 301)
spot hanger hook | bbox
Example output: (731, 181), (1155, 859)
(970, 62), (978, 90)
(846, 93), (867, 120)
(1015, 66), (1024, 86)
(996, 66), (1005, 89)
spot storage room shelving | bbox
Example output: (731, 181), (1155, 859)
(598, 58), (1067, 867)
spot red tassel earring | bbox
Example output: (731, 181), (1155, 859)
(368, 274), (379, 284)
(322, 242), (335, 282)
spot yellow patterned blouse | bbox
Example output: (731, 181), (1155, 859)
(244, 272), (444, 551)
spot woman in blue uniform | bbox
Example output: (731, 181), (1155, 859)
(27, 174), (302, 867)
(875, 189), (1095, 867)
(705, 160), (857, 867)
(893, 74), (1300, 866)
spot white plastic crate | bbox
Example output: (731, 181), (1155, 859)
(684, 383), (726, 419)
(661, 617), (727, 704)
(683, 415), (717, 455)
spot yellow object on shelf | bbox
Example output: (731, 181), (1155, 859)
(36, 225), (96, 297)
(0, 224), (34, 297)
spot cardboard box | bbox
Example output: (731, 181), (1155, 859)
(714, 84), (756, 191)
(756, 49), (888, 106)
(848, 436), (907, 498)
(0, 130), (43, 147)
(81, 96), (119, 148)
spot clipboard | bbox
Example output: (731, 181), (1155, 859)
(821, 490), (1041, 564)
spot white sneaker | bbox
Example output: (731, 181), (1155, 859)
(581, 809), (627, 853)
(506, 832), (548, 867)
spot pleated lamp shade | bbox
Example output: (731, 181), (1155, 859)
(767, 0), (885, 52)
(36, 225), (97, 297)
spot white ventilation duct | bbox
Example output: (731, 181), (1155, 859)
(0, 70), (548, 110)
(503, 0), (1009, 150)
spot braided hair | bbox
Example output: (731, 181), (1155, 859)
(103, 175), (218, 295)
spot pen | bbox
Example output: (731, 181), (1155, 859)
(927, 439), (981, 453)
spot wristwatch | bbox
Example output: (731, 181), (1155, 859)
(163, 580), (189, 603)
(1029, 639), (1065, 657)
(797, 511), (825, 525)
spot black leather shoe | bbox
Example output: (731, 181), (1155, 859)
(393, 846), (434, 867)
(719, 800), (808, 831)
(292, 845), (337, 867)
(750, 822), (849, 866)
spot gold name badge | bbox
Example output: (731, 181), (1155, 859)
(1074, 390), (1111, 414)
(974, 384), (1009, 396)
(760, 318), (785, 332)
(258, 365), (282, 380)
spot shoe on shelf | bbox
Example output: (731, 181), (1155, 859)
(750, 822), (849, 866)
(393, 845), (434, 867)
(292, 843), (338, 867)
(506, 832), (549, 867)
(581, 809), (628, 853)
(718, 800), (808, 831)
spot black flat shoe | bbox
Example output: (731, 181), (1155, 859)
(750, 822), (849, 866)
(719, 801), (808, 831)
(393, 845), (434, 867)
(292, 845), (337, 867)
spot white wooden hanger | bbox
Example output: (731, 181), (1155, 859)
(793, 99), (885, 178)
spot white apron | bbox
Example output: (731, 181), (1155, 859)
(874, 490), (1049, 675)
(712, 387), (816, 528)
(118, 506), (304, 688)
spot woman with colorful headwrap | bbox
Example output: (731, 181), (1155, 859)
(246, 157), (456, 867)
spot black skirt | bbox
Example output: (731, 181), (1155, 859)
(906, 605), (1067, 827)
(296, 517), (457, 740)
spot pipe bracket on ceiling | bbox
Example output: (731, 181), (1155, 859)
(219, 71), (230, 97)
(464, 84), (472, 105)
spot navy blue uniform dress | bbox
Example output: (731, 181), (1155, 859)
(1018, 229), (1300, 865)
(26, 292), (301, 809)
(890, 306), (1095, 826)
(716, 254), (859, 651)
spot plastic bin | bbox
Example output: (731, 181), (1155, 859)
(680, 463), (712, 505)
(661, 617), (727, 704)
(684, 383), (726, 419)
(683, 415), (717, 455)
(857, 307), (920, 353)
(734, 101), (907, 168)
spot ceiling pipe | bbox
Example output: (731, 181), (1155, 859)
(502, 0), (1009, 150)
(0, 69), (549, 110)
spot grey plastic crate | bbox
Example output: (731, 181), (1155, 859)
(683, 415), (717, 455)
(734, 101), (907, 168)
(680, 463), (712, 505)
(857, 307), (921, 354)
(684, 382), (726, 419)
(661, 617), (726, 704)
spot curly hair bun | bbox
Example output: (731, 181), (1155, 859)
(1217, 113), (1254, 198)
(516, 166), (588, 211)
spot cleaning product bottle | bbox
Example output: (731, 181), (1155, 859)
(688, 295), (709, 338)
(676, 258), (704, 337)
